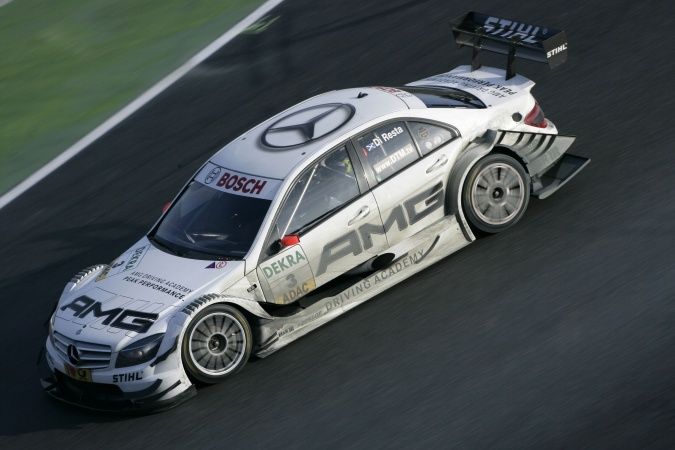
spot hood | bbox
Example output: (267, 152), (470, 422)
(53, 237), (246, 348)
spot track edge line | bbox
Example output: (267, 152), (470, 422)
(0, 0), (286, 211)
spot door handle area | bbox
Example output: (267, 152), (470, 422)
(348, 206), (370, 226)
(426, 154), (448, 174)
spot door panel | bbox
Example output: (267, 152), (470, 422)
(354, 120), (462, 251)
(302, 192), (387, 285)
(256, 146), (387, 304)
(256, 193), (386, 304)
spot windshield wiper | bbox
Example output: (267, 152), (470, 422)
(148, 235), (182, 256)
(179, 247), (243, 260)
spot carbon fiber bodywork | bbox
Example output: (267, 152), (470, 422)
(38, 348), (197, 413)
(495, 130), (589, 199)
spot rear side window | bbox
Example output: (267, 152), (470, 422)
(407, 122), (459, 156)
(355, 121), (419, 182)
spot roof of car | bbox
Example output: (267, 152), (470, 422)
(208, 87), (426, 180)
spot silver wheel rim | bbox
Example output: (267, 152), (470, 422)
(188, 312), (246, 376)
(471, 162), (525, 226)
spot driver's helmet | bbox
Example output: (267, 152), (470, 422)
(324, 150), (353, 174)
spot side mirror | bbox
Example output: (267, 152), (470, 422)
(280, 235), (300, 247)
(266, 224), (282, 256)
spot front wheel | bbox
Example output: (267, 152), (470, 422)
(462, 154), (530, 235)
(182, 304), (252, 384)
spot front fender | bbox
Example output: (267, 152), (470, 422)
(163, 293), (273, 367)
(179, 294), (272, 321)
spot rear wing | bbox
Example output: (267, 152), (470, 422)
(451, 11), (568, 79)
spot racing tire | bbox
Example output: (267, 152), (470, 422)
(182, 304), (252, 384)
(462, 153), (530, 235)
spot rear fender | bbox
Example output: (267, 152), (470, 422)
(495, 130), (576, 179)
(446, 130), (500, 241)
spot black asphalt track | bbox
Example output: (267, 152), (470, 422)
(1, 0), (673, 447)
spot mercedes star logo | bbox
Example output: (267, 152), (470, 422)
(67, 344), (81, 366)
(205, 167), (221, 184)
(261, 103), (355, 149)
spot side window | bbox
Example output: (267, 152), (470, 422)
(277, 146), (360, 235)
(408, 121), (459, 156)
(355, 121), (419, 182)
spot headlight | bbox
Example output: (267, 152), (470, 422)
(48, 312), (56, 347)
(115, 333), (164, 368)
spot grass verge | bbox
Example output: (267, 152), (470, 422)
(0, 0), (264, 195)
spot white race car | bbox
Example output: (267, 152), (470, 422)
(40, 12), (588, 412)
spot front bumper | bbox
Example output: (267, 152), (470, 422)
(38, 344), (196, 414)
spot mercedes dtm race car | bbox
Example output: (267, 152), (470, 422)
(40, 12), (589, 412)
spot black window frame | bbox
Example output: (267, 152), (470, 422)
(351, 119), (461, 189)
(351, 120), (421, 186)
(407, 120), (461, 156)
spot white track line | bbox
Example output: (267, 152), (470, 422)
(0, 0), (285, 211)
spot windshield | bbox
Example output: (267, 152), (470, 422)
(151, 181), (272, 259)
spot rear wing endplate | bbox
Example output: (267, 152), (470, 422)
(451, 11), (568, 79)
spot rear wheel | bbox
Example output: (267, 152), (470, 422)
(182, 304), (252, 384)
(462, 154), (530, 234)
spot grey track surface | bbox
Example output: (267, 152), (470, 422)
(1, 0), (674, 448)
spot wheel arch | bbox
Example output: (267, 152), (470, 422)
(446, 131), (500, 241)
(181, 294), (272, 321)
(447, 129), (545, 238)
(177, 295), (271, 383)
(488, 145), (529, 173)
(175, 294), (272, 354)
(491, 130), (576, 180)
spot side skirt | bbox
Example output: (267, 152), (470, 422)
(253, 215), (470, 357)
